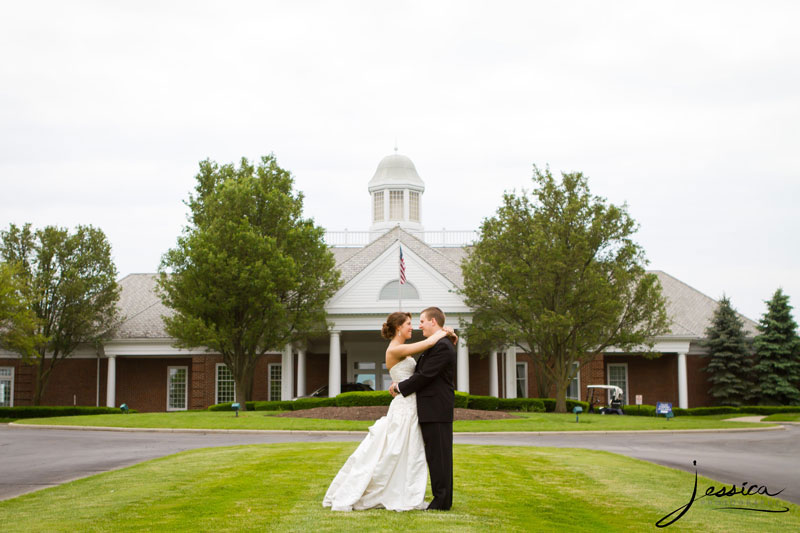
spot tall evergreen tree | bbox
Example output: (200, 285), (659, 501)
(703, 296), (753, 406)
(753, 288), (800, 405)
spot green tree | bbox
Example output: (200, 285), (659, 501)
(1, 223), (120, 405)
(753, 288), (800, 405)
(461, 166), (670, 413)
(158, 155), (341, 410)
(0, 261), (46, 359)
(703, 296), (753, 406)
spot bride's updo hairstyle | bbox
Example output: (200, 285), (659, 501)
(381, 311), (411, 340)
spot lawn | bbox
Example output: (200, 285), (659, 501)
(13, 411), (772, 432)
(0, 443), (797, 532)
(763, 413), (800, 422)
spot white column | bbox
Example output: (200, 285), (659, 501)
(489, 350), (499, 398)
(105, 355), (116, 407)
(281, 344), (294, 401)
(504, 346), (517, 399)
(296, 347), (307, 398)
(456, 335), (469, 393)
(677, 351), (688, 409)
(328, 330), (341, 397)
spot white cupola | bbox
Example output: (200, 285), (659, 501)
(368, 149), (425, 240)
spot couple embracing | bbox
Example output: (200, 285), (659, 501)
(323, 307), (456, 512)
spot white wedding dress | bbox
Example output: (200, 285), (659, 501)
(322, 356), (428, 511)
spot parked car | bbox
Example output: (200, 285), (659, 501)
(302, 382), (375, 398)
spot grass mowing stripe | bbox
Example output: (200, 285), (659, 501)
(1, 443), (798, 532)
(13, 411), (771, 432)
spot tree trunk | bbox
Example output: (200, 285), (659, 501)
(554, 379), (567, 413)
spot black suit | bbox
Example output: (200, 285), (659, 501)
(397, 335), (456, 510)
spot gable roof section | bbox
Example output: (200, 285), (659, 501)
(652, 270), (759, 338)
(334, 226), (466, 288)
(114, 274), (173, 339)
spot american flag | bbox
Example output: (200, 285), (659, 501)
(399, 245), (406, 284)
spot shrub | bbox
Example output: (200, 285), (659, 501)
(536, 398), (588, 413)
(292, 397), (337, 410)
(498, 398), (546, 412)
(454, 391), (469, 409)
(467, 395), (500, 411)
(336, 391), (393, 407)
(622, 404), (657, 416)
(0, 406), (136, 419)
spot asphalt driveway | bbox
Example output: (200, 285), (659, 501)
(2, 423), (798, 504)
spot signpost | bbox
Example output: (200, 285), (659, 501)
(656, 402), (673, 420)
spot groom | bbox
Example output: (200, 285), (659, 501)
(389, 306), (456, 511)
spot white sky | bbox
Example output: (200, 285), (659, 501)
(1, 1), (798, 323)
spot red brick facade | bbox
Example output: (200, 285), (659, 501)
(2, 349), (715, 411)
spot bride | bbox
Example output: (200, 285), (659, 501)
(322, 311), (456, 512)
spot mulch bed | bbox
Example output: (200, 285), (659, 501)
(275, 406), (517, 421)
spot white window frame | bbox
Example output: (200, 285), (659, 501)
(268, 363), (282, 402)
(516, 361), (528, 398)
(166, 365), (188, 411)
(373, 191), (384, 222)
(606, 362), (629, 405)
(215, 363), (236, 404)
(567, 362), (581, 400)
(409, 191), (420, 222)
(0, 366), (14, 407)
(389, 190), (404, 220)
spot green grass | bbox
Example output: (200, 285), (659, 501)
(0, 443), (797, 532)
(763, 413), (800, 422)
(14, 410), (771, 431)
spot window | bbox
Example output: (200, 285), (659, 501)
(379, 280), (419, 300)
(389, 190), (404, 220)
(268, 363), (282, 402)
(353, 362), (376, 390)
(516, 362), (528, 398)
(373, 191), (384, 222)
(167, 366), (188, 411)
(0, 367), (13, 407)
(607, 363), (628, 405)
(567, 362), (580, 400)
(216, 363), (236, 404)
(409, 191), (420, 222)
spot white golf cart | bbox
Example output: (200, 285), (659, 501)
(585, 385), (625, 415)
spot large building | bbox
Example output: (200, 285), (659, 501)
(0, 152), (758, 411)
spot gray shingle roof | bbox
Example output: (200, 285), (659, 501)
(334, 226), (466, 287)
(114, 274), (173, 339)
(111, 246), (759, 341)
(651, 270), (759, 338)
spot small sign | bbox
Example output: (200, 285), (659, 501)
(635, 394), (643, 406)
(656, 402), (673, 415)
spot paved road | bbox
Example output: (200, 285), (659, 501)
(2, 424), (798, 504)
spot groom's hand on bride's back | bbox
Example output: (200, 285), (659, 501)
(389, 383), (399, 397)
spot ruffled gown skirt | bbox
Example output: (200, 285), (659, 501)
(322, 392), (428, 511)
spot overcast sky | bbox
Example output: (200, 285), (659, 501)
(1, 1), (798, 323)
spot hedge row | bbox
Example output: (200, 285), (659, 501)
(0, 406), (135, 419)
(209, 393), (584, 413)
(622, 404), (800, 417)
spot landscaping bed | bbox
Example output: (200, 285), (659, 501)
(275, 406), (517, 421)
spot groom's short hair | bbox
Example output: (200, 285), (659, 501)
(421, 307), (445, 327)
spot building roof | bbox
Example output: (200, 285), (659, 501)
(114, 274), (173, 339)
(367, 152), (425, 191)
(651, 270), (759, 338)
(112, 240), (758, 342)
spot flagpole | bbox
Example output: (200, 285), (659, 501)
(399, 244), (404, 311)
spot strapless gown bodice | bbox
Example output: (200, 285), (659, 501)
(323, 356), (427, 512)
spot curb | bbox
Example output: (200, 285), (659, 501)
(7, 422), (785, 435)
